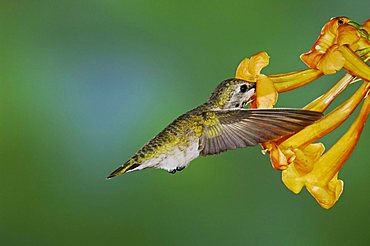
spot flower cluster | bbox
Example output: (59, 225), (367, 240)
(235, 16), (370, 209)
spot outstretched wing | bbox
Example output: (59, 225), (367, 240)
(199, 108), (322, 156)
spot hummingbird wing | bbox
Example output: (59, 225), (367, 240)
(199, 108), (322, 156)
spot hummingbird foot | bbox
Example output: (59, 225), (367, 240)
(176, 166), (185, 172)
(168, 166), (186, 174)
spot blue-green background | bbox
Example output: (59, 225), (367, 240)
(1, 1), (370, 245)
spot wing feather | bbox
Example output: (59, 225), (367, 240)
(199, 108), (322, 156)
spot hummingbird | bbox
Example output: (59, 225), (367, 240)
(107, 78), (322, 179)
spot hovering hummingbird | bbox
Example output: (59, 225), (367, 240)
(107, 78), (322, 179)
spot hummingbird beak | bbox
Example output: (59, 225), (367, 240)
(242, 94), (256, 107)
(249, 94), (256, 104)
(242, 86), (256, 107)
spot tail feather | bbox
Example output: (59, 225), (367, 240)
(106, 161), (140, 179)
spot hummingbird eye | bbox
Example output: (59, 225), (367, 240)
(240, 84), (247, 93)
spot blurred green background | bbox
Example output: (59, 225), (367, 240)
(1, 0), (370, 245)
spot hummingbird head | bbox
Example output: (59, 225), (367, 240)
(207, 78), (256, 109)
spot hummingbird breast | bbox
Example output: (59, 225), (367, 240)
(128, 113), (202, 173)
(138, 136), (200, 172)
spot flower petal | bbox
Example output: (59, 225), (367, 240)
(301, 16), (349, 68)
(338, 23), (370, 54)
(235, 52), (270, 81)
(293, 143), (325, 175)
(337, 24), (361, 46)
(235, 57), (254, 81)
(316, 45), (345, 74)
(338, 45), (370, 81)
(282, 143), (325, 193)
(305, 178), (344, 209)
(256, 74), (278, 108)
(281, 163), (305, 194)
(248, 52), (270, 77)
(264, 142), (289, 170)
(362, 19), (370, 33)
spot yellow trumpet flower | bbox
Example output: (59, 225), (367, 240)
(235, 51), (277, 108)
(235, 16), (370, 209)
(283, 93), (369, 209)
(300, 16), (350, 74)
(235, 52), (323, 108)
(300, 16), (370, 75)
